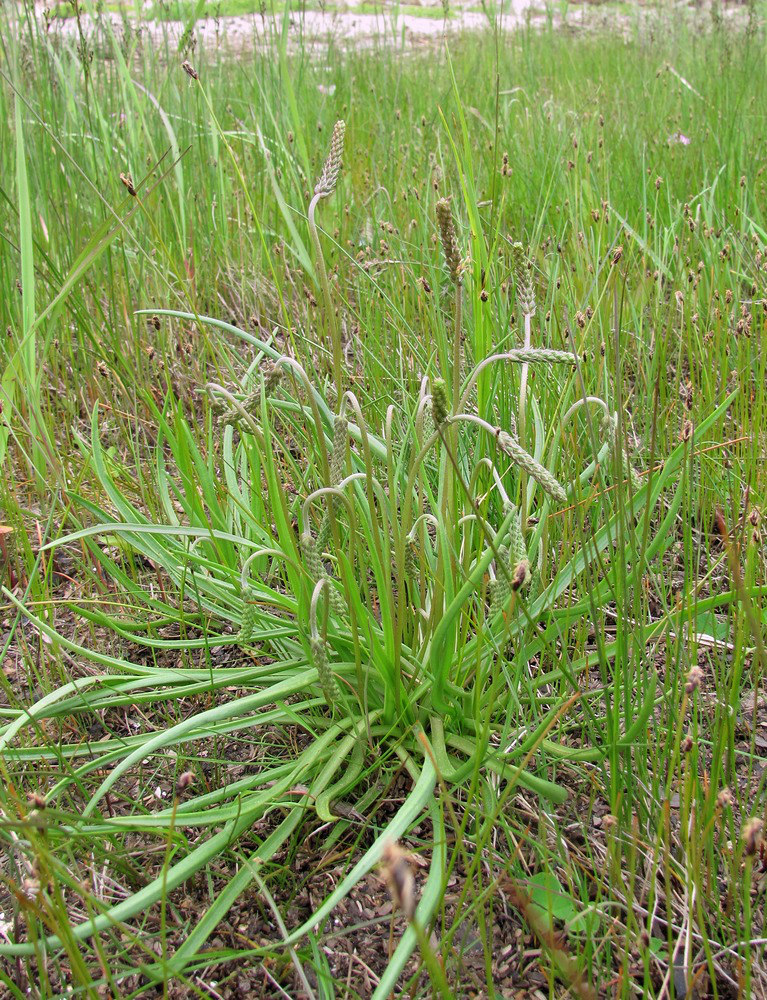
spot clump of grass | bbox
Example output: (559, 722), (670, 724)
(0, 7), (764, 996)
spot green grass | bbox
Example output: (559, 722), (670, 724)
(44, 0), (280, 19)
(0, 3), (766, 996)
(45, 0), (457, 21)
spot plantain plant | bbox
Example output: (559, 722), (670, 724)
(0, 125), (739, 995)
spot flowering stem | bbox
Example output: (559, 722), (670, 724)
(519, 308), (532, 531)
(451, 286), (463, 412)
(308, 193), (343, 397)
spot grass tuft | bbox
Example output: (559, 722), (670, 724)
(0, 4), (765, 995)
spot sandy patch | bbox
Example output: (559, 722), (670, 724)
(28, 0), (596, 52)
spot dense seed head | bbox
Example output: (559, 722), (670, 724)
(496, 430), (567, 503)
(326, 578), (347, 617)
(743, 817), (764, 857)
(430, 378), (450, 427)
(489, 577), (507, 618)
(685, 665), (704, 693)
(330, 415), (348, 485)
(380, 842), (417, 920)
(302, 532), (322, 581)
(176, 771), (195, 795)
(507, 503), (527, 567)
(315, 120), (346, 198)
(716, 787), (734, 810)
(310, 635), (340, 704)
(512, 242), (536, 315)
(403, 539), (419, 582)
(263, 361), (283, 393)
(239, 591), (258, 642)
(436, 198), (463, 284)
(216, 390), (260, 427)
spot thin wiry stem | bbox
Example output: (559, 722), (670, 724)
(309, 120), (346, 397)
(512, 243), (536, 530)
(450, 413), (567, 504)
(308, 193), (343, 395)
(519, 308), (533, 530)
(452, 288), (463, 413)
(458, 348), (575, 413)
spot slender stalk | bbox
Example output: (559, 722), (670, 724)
(519, 308), (532, 450)
(309, 120), (346, 397)
(458, 348), (575, 413)
(452, 288), (463, 413)
(308, 192), (343, 394)
(512, 243), (536, 530)
(435, 197), (464, 578)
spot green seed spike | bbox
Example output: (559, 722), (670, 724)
(507, 503), (527, 567)
(431, 378), (450, 427)
(330, 414), (348, 485)
(310, 635), (340, 706)
(488, 578), (506, 619)
(326, 579), (346, 617)
(496, 430), (567, 503)
(403, 538), (419, 583)
(302, 532), (322, 582)
(263, 361), (283, 393)
(238, 590), (257, 643)
(489, 542), (511, 618)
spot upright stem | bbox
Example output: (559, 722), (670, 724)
(444, 285), (463, 576)
(308, 194), (343, 397)
(518, 309), (532, 531)
(451, 287), (463, 412)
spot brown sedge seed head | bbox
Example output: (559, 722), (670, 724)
(743, 817), (764, 857)
(120, 172), (137, 197)
(685, 665), (704, 694)
(435, 198), (462, 284)
(510, 560), (531, 592)
(380, 841), (416, 920)
(716, 787), (734, 811)
(176, 771), (195, 795)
